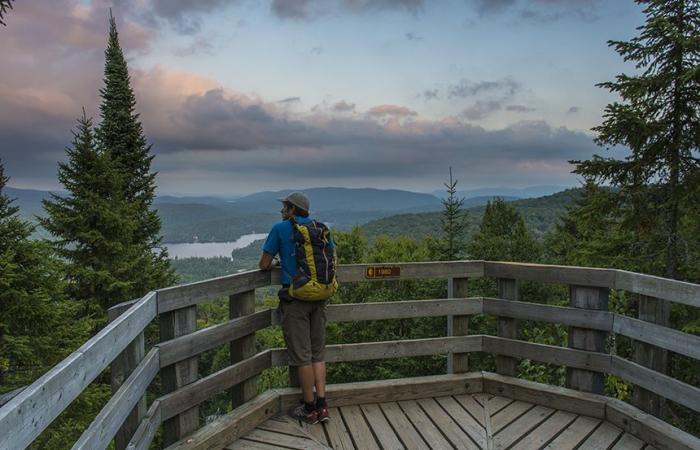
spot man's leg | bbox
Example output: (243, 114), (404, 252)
(312, 361), (326, 398)
(297, 364), (316, 403)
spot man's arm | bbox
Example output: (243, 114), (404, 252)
(259, 251), (274, 271)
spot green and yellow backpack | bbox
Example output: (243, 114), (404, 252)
(287, 218), (338, 301)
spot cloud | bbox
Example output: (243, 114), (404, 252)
(447, 78), (520, 99)
(506, 104), (536, 113)
(271, 0), (311, 20)
(173, 36), (215, 57)
(422, 89), (440, 101)
(333, 100), (356, 112)
(278, 97), (302, 103)
(567, 106), (581, 114)
(405, 31), (423, 41)
(367, 105), (418, 117)
(149, 0), (239, 33)
(271, 0), (424, 20)
(461, 100), (503, 120)
(310, 46), (324, 55)
(470, 0), (602, 22)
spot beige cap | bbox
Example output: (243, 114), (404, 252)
(277, 191), (310, 211)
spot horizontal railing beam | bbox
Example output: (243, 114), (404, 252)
(73, 347), (160, 450)
(325, 297), (482, 323)
(613, 314), (700, 360)
(484, 262), (616, 288)
(158, 350), (272, 421)
(615, 270), (700, 308)
(158, 309), (273, 367)
(337, 261), (484, 282)
(0, 291), (157, 450)
(483, 297), (613, 331)
(126, 400), (161, 450)
(610, 356), (700, 413)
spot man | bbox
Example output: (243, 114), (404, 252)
(258, 192), (332, 424)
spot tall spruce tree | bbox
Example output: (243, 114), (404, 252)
(0, 159), (86, 390)
(439, 168), (468, 260)
(41, 112), (139, 318)
(572, 0), (700, 280)
(96, 11), (174, 298)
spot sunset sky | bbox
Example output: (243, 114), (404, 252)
(0, 0), (645, 195)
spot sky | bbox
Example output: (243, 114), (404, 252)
(0, 0), (645, 196)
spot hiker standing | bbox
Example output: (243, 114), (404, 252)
(258, 192), (338, 424)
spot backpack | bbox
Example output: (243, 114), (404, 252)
(287, 218), (338, 301)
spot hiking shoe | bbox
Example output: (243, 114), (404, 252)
(317, 405), (330, 422)
(290, 403), (319, 424)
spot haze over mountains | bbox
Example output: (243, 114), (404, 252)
(6, 185), (573, 243)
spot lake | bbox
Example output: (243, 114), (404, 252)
(166, 233), (268, 259)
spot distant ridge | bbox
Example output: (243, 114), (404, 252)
(431, 185), (570, 200)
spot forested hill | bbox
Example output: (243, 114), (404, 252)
(361, 188), (581, 241)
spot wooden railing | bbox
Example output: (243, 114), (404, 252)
(1, 261), (699, 450)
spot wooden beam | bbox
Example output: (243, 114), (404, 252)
(270, 336), (483, 366)
(482, 336), (611, 373)
(336, 261), (484, 282)
(326, 297), (482, 323)
(483, 297), (613, 331)
(566, 285), (608, 394)
(157, 309), (272, 368)
(496, 278), (519, 376)
(163, 390), (280, 450)
(125, 400), (161, 450)
(447, 277), (471, 373)
(276, 373), (484, 411)
(610, 356), (700, 413)
(73, 348), (160, 450)
(615, 270), (700, 308)
(605, 398), (700, 450)
(0, 291), (156, 450)
(109, 299), (148, 450)
(157, 270), (271, 313)
(484, 262), (616, 288)
(160, 305), (199, 446)
(481, 372), (607, 419)
(158, 351), (271, 421)
(630, 295), (671, 418)
(613, 313), (699, 360)
(229, 289), (258, 409)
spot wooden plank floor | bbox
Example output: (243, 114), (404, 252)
(226, 394), (657, 450)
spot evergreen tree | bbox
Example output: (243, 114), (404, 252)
(0, 0), (13, 26)
(438, 168), (467, 260)
(41, 112), (138, 318)
(97, 11), (174, 295)
(0, 159), (86, 390)
(572, 0), (700, 280)
(467, 198), (540, 262)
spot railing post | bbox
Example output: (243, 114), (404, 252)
(631, 295), (670, 417)
(160, 306), (199, 446)
(496, 278), (519, 376)
(447, 277), (470, 373)
(229, 289), (258, 406)
(566, 285), (608, 394)
(108, 308), (146, 450)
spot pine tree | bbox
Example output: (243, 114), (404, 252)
(41, 112), (137, 318)
(0, 159), (87, 390)
(467, 198), (540, 262)
(0, 0), (14, 26)
(96, 11), (175, 298)
(572, 0), (700, 280)
(439, 168), (468, 260)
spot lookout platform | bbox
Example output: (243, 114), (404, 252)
(1, 261), (699, 450)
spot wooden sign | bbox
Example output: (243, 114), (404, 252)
(365, 266), (401, 279)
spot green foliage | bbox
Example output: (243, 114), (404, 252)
(437, 168), (468, 260)
(468, 198), (541, 262)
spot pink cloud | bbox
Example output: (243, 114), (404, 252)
(367, 104), (418, 117)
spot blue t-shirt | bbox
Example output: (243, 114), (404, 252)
(262, 216), (334, 285)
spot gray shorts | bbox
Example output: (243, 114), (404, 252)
(278, 288), (327, 366)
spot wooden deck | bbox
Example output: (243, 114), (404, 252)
(228, 392), (656, 450)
